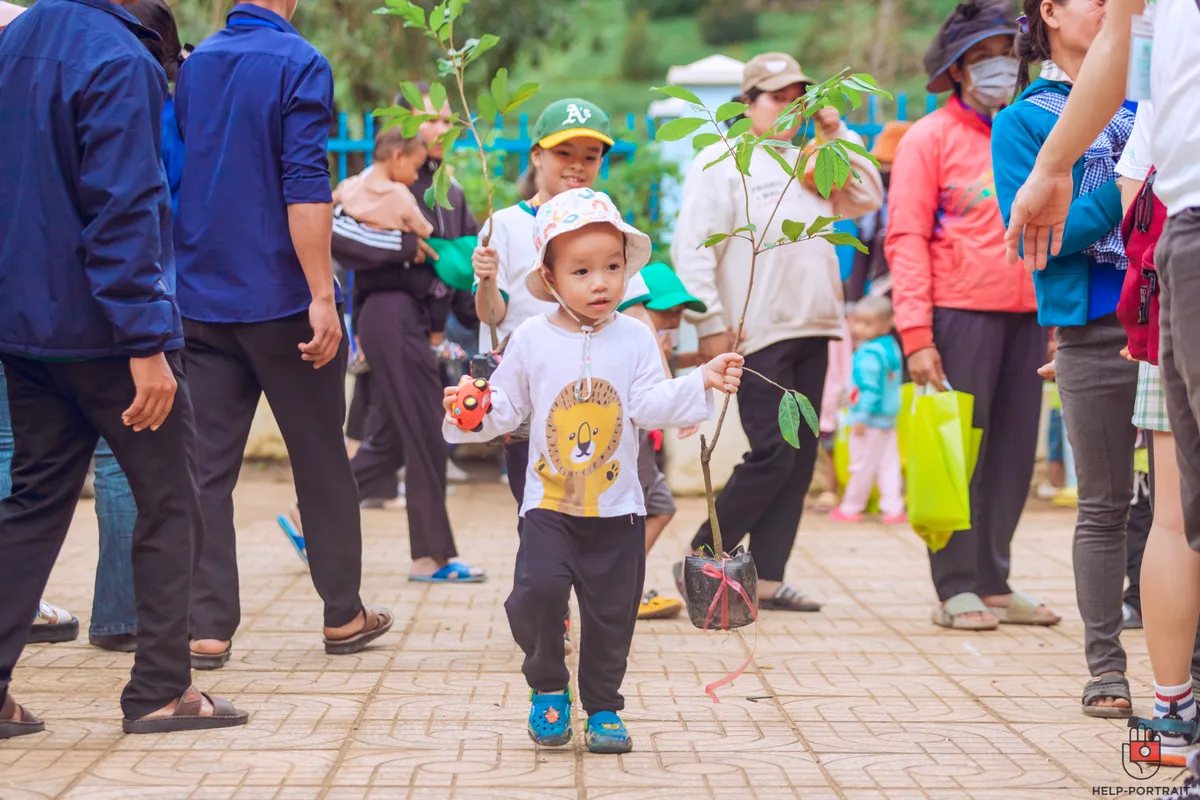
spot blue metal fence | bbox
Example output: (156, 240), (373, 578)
(326, 93), (939, 184)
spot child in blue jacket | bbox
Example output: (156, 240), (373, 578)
(832, 297), (906, 524)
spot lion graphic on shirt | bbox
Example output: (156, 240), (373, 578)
(534, 379), (623, 516)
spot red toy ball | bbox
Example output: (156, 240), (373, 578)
(451, 378), (492, 432)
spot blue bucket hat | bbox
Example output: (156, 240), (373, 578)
(923, 0), (1018, 94)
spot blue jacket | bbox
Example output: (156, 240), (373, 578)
(992, 79), (1125, 327)
(0, 0), (181, 359)
(847, 335), (904, 429)
(174, 4), (339, 324)
(162, 95), (184, 218)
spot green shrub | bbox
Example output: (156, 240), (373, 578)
(620, 11), (662, 81)
(698, 0), (759, 46)
(627, 0), (704, 19)
(597, 141), (679, 261)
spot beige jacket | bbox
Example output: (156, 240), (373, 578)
(333, 165), (434, 237)
(673, 125), (883, 355)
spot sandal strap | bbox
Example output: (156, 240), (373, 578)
(0, 693), (36, 723)
(1008, 590), (1047, 617)
(1083, 675), (1131, 704)
(1130, 715), (1200, 740)
(175, 686), (205, 717)
(943, 592), (988, 617)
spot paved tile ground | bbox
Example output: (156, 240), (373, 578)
(0, 473), (1185, 799)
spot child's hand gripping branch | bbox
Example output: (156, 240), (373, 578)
(701, 353), (744, 395)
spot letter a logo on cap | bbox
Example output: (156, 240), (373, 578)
(563, 103), (592, 127)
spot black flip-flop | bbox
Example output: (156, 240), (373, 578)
(323, 605), (394, 655)
(0, 694), (45, 739)
(190, 645), (232, 671)
(28, 602), (79, 644)
(758, 583), (823, 613)
(122, 686), (248, 734)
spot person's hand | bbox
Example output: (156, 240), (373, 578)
(123, 353), (177, 432)
(907, 346), (947, 390)
(678, 424), (700, 439)
(443, 375), (471, 419)
(1037, 361), (1057, 380)
(698, 330), (738, 362)
(473, 245), (498, 280)
(675, 351), (702, 370)
(1120, 346), (1136, 363)
(415, 239), (439, 265)
(815, 107), (842, 139)
(657, 331), (675, 363)
(299, 297), (342, 369)
(1005, 165), (1075, 271)
(852, 422), (868, 437)
(702, 353), (744, 394)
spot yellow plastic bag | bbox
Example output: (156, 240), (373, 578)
(895, 382), (915, 474)
(905, 387), (982, 552)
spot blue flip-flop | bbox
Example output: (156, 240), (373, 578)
(408, 561), (487, 583)
(527, 688), (572, 746)
(275, 514), (308, 566)
(585, 711), (632, 754)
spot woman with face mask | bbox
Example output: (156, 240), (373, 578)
(888, 0), (1058, 635)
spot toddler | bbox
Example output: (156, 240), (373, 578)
(443, 189), (743, 754)
(334, 127), (433, 237)
(831, 297), (906, 524)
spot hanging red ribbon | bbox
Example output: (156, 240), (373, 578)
(699, 560), (758, 703)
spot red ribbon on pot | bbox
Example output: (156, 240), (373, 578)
(700, 560), (758, 703)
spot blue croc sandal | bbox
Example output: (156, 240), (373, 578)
(585, 711), (632, 754)
(409, 561), (487, 583)
(275, 514), (308, 565)
(528, 689), (572, 746)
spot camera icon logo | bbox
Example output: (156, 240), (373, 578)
(1122, 723), (1163, 780)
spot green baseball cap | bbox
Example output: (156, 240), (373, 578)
(533, 98), (615, 151)
(640, 262), (707, 313)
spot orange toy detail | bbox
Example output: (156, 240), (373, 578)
(451, 378), (493, 432)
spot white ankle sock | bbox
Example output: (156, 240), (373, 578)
(1156, 681), (1197, 747)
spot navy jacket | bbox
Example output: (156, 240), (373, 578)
(0, 0), (181, 359)
(173, 4), (339, 324)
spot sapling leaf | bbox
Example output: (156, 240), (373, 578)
(692, 132), (722, 149)
(806, 214), (841, 236)
(716, 101), (748, 122)
(814, 148), (836, 198)
(793, 391), (819, 437)
(840, 139), (881, 168)
(652, 85), (702, 105)
(726, 118), (752, 139)
(437, 58), (456, 77)
(703, 233), (730, 248)
(400, 81), (425, 110)
(778, 393), (801, 449)
(438, 126), (460, 155)
(372, 105), (410, 120)
(400, 115), (424, 138)
(428, 82), (447, 113)
(448, 0), (464, 18)
(734, 137), (753, 176)
(825, 92), (847, 116)
(491, 68), (510, 110)
(781, 220), (805, 242)
(703, 147), (734, 171)
(471, 33), (500, 63)
(841, 85), (863, 110)
(655, 117), (707, 141)
(820, 231), (869, 253)
(762, 145), (793, 179)
(429, 2), (446, 31)
(506, 82), (538, 111)
(476, 90), (497, 121)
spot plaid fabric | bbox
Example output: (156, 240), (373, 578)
(1133, 361), (1171, 432)
(1025, 90), (1134, 268)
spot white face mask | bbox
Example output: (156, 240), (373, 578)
(965, 56), (1020, 109)
(660, 328), (680, 351)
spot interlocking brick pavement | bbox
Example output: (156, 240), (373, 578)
(0, 476), (1184, 799)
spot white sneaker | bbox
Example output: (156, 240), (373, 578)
(446, 461), (470, 483)
(1036, 482), (1060, 500)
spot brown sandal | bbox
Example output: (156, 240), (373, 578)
(323, 605), (394, 655)
(0, 694), (45, 739)
(122, 685), (248, 734)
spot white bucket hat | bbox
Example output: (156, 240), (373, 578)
(524, 188), (652, 305)
(525, 188), (653, 401)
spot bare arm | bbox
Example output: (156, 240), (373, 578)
(289, 202), (341, 368)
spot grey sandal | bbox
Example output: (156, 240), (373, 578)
(931, 592), (999, 631)
(987, 590), (1061, 626)
(122, 686), (248, 734)
(190, 644), (232, 671)
(0, 694), (44, 739)
(1083, 674), (1133, 719)
(759, 583), (822, 613)
(323, 605), (394, 655)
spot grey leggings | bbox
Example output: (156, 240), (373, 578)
(1056, 316), (1138, 677)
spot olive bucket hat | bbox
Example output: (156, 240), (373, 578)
(923, 0), (1018, 94)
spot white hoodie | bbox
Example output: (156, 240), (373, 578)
(672, 126), (883, 355)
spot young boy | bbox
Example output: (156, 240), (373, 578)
(617, 263), (706, 620)
(334, 127), (433, 237)
(444, 189), (743, 754)
(830, 297), (906, 524)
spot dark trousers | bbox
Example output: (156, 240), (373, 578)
(353, 381), (400, 501)
(691, 337), (828, 582)
(505, 440), (529, 534)
(1124, 456), (1152, 616)
(505, 509), (644, 714)
(928, 309), (1045, 601)
(350, 292), (456, 561)
(0, 354), (199, 719)
(183, 313), (363, 639)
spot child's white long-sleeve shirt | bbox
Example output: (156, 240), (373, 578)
(444, 314), (714, 518)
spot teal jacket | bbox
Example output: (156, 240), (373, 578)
(847, 335), (903, 429)
(992, 79), (1125, 327)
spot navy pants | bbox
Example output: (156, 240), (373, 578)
(505, 509), (644, 715)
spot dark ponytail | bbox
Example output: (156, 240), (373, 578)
(1014, 0), (1056, 97)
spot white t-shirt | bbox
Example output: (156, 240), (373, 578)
(445, 314), (713, 518)
(476, 203), (651, 351)
(1116, 101), (1154, 182)
(1150, 0), (1200, 216)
